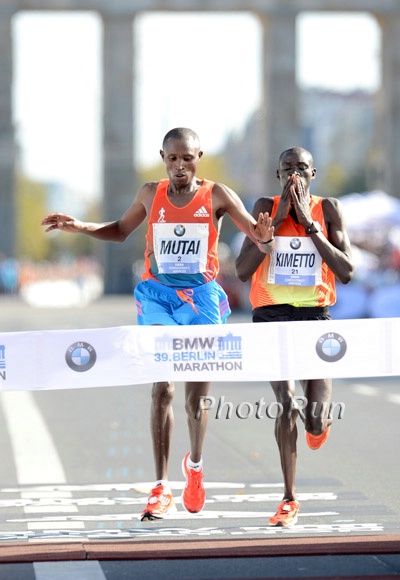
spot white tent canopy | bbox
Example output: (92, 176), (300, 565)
(339, 190), (400, 230)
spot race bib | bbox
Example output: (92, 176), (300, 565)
(268, 236), (323, 286)
(153, 222), (209, 274)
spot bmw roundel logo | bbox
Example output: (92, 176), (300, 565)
(290, 238), (301, 250)
(65, 341), (97, 372)
(316, 333), (347, 362)
(174, 224), (186, 237)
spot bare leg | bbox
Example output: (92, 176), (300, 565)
(301, 378), (333, 435)
(151, 381), (175, 480)
(270, 380), (298, 501)
(184, 381), (211, 463)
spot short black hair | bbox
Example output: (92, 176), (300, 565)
(279, 146), (313, 165)
(162, 128), (200, 150)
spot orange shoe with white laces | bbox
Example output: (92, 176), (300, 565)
(181, 452), (206, 513)
(269, 500), (300, 527)
(306, 426), (331, 450)
(140, 484), (177, 521)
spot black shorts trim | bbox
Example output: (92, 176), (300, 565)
(252, 304), (331, 323)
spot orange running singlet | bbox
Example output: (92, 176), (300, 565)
(142, 179), (220, 287)
(249, 195), (336, 308)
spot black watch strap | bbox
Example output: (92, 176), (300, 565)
(306, 222), (320, 234)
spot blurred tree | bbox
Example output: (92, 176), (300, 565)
(323, 164), (369, 197)
(315, 163), (370, 199)
(339, 168), (368, 196)
(17, 174), (106, 261)
(321, 164), (346, 197)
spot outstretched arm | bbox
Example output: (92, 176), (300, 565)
(41, 183), (152, 242)
(235, 197), (274, 282)
(41, 213), (126, 241)
(213, 183), (274, 250)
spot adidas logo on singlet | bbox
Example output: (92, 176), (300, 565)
(193, 205), (210, 217)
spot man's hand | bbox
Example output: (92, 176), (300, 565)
(289, 174), (313, 227)
(252, 212), (274, 243)
(274, 175), (293, 226)
(41, 213), (83, 234)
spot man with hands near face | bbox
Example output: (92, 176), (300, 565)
(235, 146), (354, 527)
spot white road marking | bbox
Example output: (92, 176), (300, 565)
(0, 391), (81, 529)
(210, 492), (337, 503)
(0, 491), (337, 509)
(25, 506), (79, 513)
(0, 391), (66, 484)
(0, 521), (385, 542)
(386, 393), (400, 405)
(8, 510), (339, 524)
(352, 384), (400, 406)
(0, 481), (246, 494)
(250, 483), (284, 488)
(352, 384), (380, 397)
(133, 481), (246, 493)
(28, 521), (85, 530)
(20, 491), (75, 498)
(34, 561), (106, 580)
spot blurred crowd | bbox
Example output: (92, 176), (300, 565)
(0, 254), (20, 295)
(330, 191), (400, 318)
(0, 254), (102, 296)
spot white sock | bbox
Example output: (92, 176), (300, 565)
(155, 479), (170, 491)
(187, 455), (203, 471)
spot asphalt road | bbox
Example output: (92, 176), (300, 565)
(0, 295), (399, 579)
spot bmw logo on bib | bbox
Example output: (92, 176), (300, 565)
(174, 224), (186, 237)
(290, 238), (301, 250)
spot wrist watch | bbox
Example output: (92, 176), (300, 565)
(305, 222), (321, 235)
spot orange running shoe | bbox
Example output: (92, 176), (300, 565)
(306, 426), (331, 450)
(269, 500), (300, 527)
(140, 484), (177, 521)
(181, 452), (206, 513)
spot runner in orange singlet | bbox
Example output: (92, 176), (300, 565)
(236, 147), (354, 527)
(42, 128), (274, 521)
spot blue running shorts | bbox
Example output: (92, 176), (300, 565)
(134, 278), (231, 326)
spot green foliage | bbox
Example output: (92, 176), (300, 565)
(321, 164), (368, 197)
(339, 168), (368, 196)
(321, 164), (346, 197)
(16, 174), (104, 261)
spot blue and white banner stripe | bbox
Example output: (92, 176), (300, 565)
(0, 318), (399, 391)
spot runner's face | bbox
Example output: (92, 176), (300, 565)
(160, 137), (203, 186)
(277, 150), (315, 191)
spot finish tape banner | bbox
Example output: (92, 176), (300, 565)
(0, 318), (399, 391)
